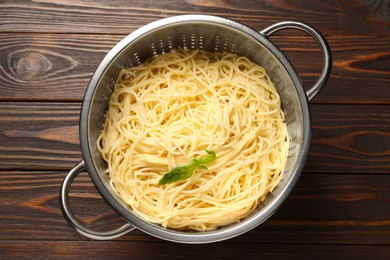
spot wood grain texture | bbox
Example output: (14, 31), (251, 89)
(0, 0), (389, 36)
(308, 105), (390, 173)
(0, 102), (81, 170)
(0, 171), (389, 245)
(0, 33), (389, 103)
(1, 102), (389, 173)
(1, 241), (389, 259)
(0, 33), (116, 101)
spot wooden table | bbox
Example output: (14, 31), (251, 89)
(1, 1), (389, 259)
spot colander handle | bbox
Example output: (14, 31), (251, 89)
(260, 21), (332, 101)
(60, 161), (135, 240)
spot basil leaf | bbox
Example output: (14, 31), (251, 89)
(157, 149), (216, 185)
(157, 163), (197, 185)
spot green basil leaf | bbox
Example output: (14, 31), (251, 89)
(157, 149), (216, 185)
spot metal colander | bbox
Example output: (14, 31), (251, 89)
(60, 15), (331, 243)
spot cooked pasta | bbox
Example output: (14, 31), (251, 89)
(97, 48), (289, 231)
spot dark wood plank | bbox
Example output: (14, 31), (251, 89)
(1, 102), (389, 173)
(0, 0), (388, 36)
(0, 102), (81, 170)
(0, 33), (389, 103)
(307, 104), (390, 173)
(0, 33), (118, 101)
(1, 171), (389, 245)
(0, 241), (389, 260)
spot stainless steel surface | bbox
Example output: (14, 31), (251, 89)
(60, 161), (135, 240)
(260, 21), (332, 101)
(61, 14), (331, 243)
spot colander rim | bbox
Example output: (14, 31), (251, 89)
(79, 14), (311, 244)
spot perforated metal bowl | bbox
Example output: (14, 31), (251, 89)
(60, 15), (331, 243)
